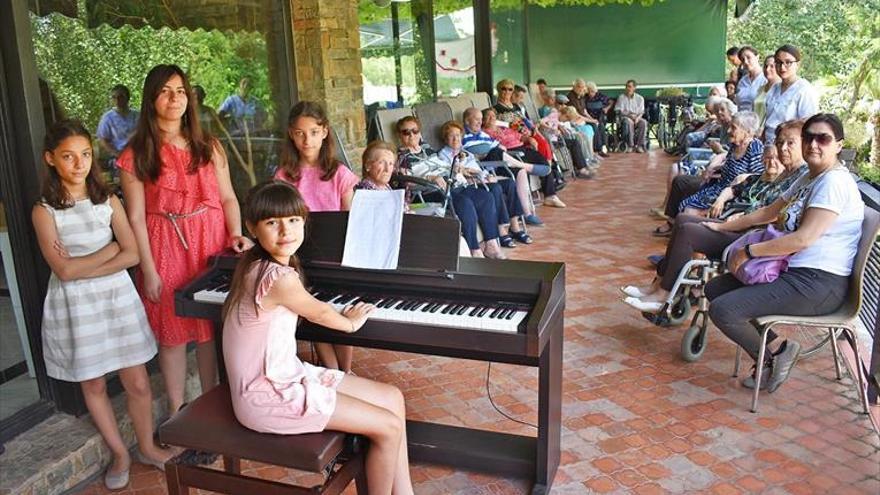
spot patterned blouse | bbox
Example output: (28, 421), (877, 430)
(679, 139), (765, 211)
(725, 164), (809, 216)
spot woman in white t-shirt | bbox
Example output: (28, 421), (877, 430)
(762, 44), (819, 146)
(702, 113), (864, 393)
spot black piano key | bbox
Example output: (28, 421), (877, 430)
(478, 307), (490, 317)
(456, 305), (468, 315)
(500, 308), (514, 319)
(441, 304), (454, 314)
(505, 309), (517, 320)
(429, 304), (441, 313)
(378, 298), (394, 308)
(469, 306), (481, 316)
(395, 300), (408, 310)
(401, 301), (415, 310)
(421, 303), (434, 312)
(490, 307), (502, 318)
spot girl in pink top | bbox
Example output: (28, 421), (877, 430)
(274, 101), (358, 371)
(223, 181), (413, 494)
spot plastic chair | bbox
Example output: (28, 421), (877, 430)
(733, 206), (880, 413)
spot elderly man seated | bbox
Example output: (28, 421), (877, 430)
(615, 79), (647, 153)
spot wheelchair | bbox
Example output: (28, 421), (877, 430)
(644, 246), (834, 363)
(642, 256), (724, 362)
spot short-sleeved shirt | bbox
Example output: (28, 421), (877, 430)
(777, 167), (864, 275)
(763, 79), (818, 145)
(96, 109), (139, 154)
(218, 94), (263, 135)
(615, 93), (645, 117)
(274, 163), (358, 212)
(735, 71), (767, 112)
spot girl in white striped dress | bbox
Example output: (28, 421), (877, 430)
(31, 120), (172, 489)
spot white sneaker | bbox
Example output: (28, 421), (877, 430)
(620, 285), (649, 298)
(622, 296), (663, 313)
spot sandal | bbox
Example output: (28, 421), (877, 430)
(652, 224), (672, 237)
(510, 231), (533, 244)
(499, 235), (517, 248)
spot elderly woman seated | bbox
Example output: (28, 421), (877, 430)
(355, 140), (397, 191)
(512, 85), (594, 178)
(537, 90), (598, 170)
(462, 107), (550, 226)
(677, 111), (764, 216)
(623, 119), (809, 313)
(492, 79), (552, 162)
(439, 121), (532, 249)
(482, 107), (566, 208)
(656, 110), (761, 234)
(705, 113), (862, 392)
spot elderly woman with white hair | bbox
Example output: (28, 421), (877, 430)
(678, 111), (765, 216)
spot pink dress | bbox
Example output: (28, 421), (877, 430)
(117, 144), (228, 346)
(274, 163), (359, 212)
(223, 261), (345, 434)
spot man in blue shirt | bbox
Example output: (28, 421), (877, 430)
(218, 77), (266, 136)
(96, 85), (138, 185)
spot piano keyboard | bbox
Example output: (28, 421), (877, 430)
(193, 280), (527, 333)
(313, 290), (527, 334)
(192, 273), (231, 304)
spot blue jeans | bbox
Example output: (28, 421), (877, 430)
(451, 186), (499, 250)
(488, 180), (524, 226)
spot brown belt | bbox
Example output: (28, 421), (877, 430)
(162, 206), (208, 250)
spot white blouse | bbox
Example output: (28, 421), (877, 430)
(762, 78), (819, 145)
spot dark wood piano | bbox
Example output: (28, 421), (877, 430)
(175, 212), (565, 494)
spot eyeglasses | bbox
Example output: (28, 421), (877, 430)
(499, 87), (514, 92)
(399, 128), (420, 136)
(803, 131), (837, 146)
(774, 59), (798, 68)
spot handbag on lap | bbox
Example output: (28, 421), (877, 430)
(724, 225), (791, 285)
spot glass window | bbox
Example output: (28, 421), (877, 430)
(490, 0), (526, 86)
(29, 0), (294, 202)
(434, 1), (476, 98)
(0, 201), (40, 421)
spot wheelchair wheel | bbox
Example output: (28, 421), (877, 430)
(666, 295), (691, 326)
(680, 324), (707, 362)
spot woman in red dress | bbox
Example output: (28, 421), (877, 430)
(119, 64), (253, 415)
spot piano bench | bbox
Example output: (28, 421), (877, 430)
(159, 385), (368, 495)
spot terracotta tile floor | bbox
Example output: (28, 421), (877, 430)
(76, 150), (879, 494)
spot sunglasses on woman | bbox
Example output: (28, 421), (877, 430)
(399, 128), (420, 136)
(803, 131), (837, 146)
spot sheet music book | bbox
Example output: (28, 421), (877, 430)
(341, 189), (405, 269)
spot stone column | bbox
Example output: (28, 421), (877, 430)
(291, 0), (366, 169)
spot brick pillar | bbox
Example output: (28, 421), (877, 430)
(291, 0), (366, 169)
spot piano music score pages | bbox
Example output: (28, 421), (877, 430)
(341, 189), (405, 270)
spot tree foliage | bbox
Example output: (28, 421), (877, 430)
(358, 0), (663, 25)
(729, 0), (880, 169)
(31, 12), (272, 134)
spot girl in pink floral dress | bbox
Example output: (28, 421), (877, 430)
(223, 180), (412, 494)
(119, 64), (253, 416)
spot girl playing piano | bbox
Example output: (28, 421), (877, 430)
(32, 120), (172, 489)
(274, 101), (358, 372)
(223, 180), (413, 495)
